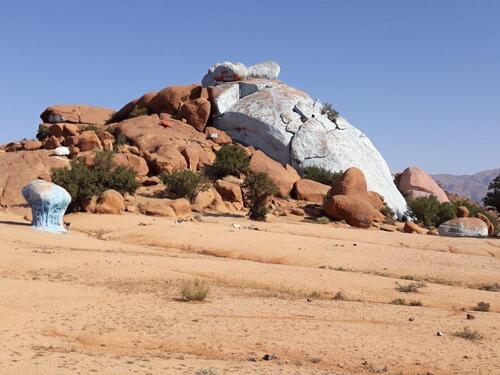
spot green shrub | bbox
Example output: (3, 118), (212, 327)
(484, 175), (500, 212)
(180, 279), (209, 301)
(160, 169), (208, 202)
(212, 144), (250, 177)
(242, 172), (278, 221)
(321, 102), (340, 123)
(380, 205), (395, 218)
(407, 196), (456, 228)
(51, 151), (139, 212)
(302, 166), (343, 186)
(36, 125), (50, 140)
(128, 105), (149, 119)
(114, 133), (129, 148)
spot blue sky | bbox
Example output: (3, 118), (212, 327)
(1, 0), (498, 174)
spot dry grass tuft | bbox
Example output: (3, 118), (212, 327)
(395, 281), (426, 293)
(473, 301), (490, 312)
(180, 279), (210, 301)
(453, 327), (484, 341)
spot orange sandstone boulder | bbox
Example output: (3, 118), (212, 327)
(477, 213), (495, 237)
(77, 131), (103, 152)
(95, 189), (125, 215)
(148, 84), (202, 115)
(323, 167), (385, 228)
(112, 153), (149, 176)
(293, 179), (330, 204)
(40, 104), (115, 125)
(178, 98), (211, 132)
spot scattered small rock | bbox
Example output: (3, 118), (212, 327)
(436, 331), (444, 337)
(466, 313), (475, 320)
(262, 354), (277, 361)
(409, 317), (415, 321)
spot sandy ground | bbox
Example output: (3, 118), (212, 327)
(0, 211), (499, 374)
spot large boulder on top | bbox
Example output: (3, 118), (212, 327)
(0, 150), (70, 216)
(148, 84), (203, 115)
(248, 61), (280, 79)
(438, 217), (488, 237)
(323, 167), (385, 228)
(40, 105), (115, 125)
(396, 166), (449, 203)
(212, 81), (407, 217)
(21, 179), (71, 233)
(249, 150), (300, 197)
(209, 61), (248, 82)
(294, 179), (330, 204)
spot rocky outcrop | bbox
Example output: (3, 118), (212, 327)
(178, 98), (211, 132)
(477, 213), (495, 237)
(209, 62), (248, 82)
(293, 179), (330, 204)
(248, 61), (280, 80)
(396, 166), (449, 203)
(211, 80), (407, 217)
(0, 150), (70, 215)
(438, 217), (489, 237)
(113, 114), (215, 174)
(323, 168), (385, 228)
(112, 153), (149, 176)
(40, 105), (115, 125)
(21, 179), (71, 232)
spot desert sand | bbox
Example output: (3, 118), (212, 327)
(0, 211), (499, 374)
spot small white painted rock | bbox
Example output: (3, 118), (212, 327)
(248, 61), (280, 79)
(54, 146), (70, 156)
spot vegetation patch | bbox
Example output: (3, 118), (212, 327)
(453, 327), (483, 341)
(242, 172), (278, 221)
(395, 281), (426, 293)
(302, 166), (343, 186)
(160, 169), (209, 202)
(51, 151), (138, 212)
(473, 301), (490, 312)
(407, 196), (456, 228)
(321, 102), (340, 123)
(211, 144), (250, 178)
(180, 279), (210, 301)
(128, 105), (149, 118)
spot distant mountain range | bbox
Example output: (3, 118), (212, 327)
(432, 168), (500, 203)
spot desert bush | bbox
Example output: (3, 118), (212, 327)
(473, 301), (491, 312)
(321, 102), (340, 123)
(302, 166), (343, 186)
(80, 124), (98, 132)
(483, 175), (500, 212)
(51, 151), (138, 212)
(128, 105), (149, 119)
(391, 298), (423, 306)
(195, 369), (218, 375)
(160, 169), (208, 202)
(395, 281), (426, 293)
(211, 144), (250, 178)
(380, 205), (395, 218)
(453, 327), (483, 341)
(242, 172), (278, 221)
(477, 283), (500, 292)
(407, 196), (456, 228)
(36, 125), (50, 140)
(114, 133), (129, 148)
(315, 216), (331, 224)
(180, 279), (209, 301)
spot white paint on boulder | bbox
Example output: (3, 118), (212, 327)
(209, 61), (248, 82)
(54, 146), (70, 156)
(213, 82), (408, 217)
(438, 218), (489, 237)
(210, 83), (240, 116)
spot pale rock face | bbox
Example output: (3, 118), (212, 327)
(54, 146), (70, 156)
(397, 166), (450, 203)
(22, 179), (71, 233)
(247, 61), (281, 79)
(438, 218), (489, 237)
(213, 82), (408, 217)
(209, 83), (240, 115)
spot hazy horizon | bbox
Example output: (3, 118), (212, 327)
(1, 0), (498, 175)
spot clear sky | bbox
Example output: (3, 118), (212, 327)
(1, 0), (498, 174)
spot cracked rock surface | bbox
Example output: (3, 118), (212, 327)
(212, 81), (408, 217)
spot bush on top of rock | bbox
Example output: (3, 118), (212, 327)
(301, 166), (343, 186)
(211, 144), (250, 178)
(483, 174), (500, 212)
(160, 169), (209, 202)
(51, 151), (139, 212)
